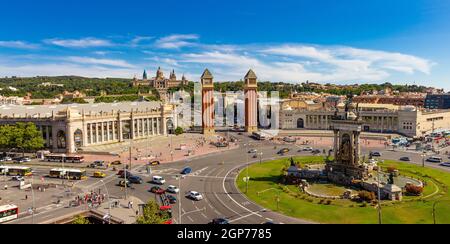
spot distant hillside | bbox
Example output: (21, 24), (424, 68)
(0, 76), (434, 100)
(0, 76), (152, 99)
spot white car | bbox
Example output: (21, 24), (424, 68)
(152, 176), (166, 185)
(22, 157), (31, 162)
(12, 176), (25, 181)
(303, 147), (313, 151)
(167, 185), (180, 194)
(2, 157), (12, 161)
(187, 191), (203, 201)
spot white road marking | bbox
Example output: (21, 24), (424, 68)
(187, 216), (194, 222)
(222, 165), (263, 220)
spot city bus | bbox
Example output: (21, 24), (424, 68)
(65, 156), (84, 163)
(44, 154), (84, 163)
(0, 166), (33, 176)
(0, 204), (19, 223)
(44, 154), (66, 162)
(49, 168), (87, 180)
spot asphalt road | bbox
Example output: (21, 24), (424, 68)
(5, 132), (450, 224)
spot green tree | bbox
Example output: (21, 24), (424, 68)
(174, 127), (184, 136)
(2, 123), (45, 154)
(136, 200), (171, 224)
(72, 215), (91, 224)
(0, 125), (14, 149)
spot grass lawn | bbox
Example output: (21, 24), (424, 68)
(237, 156), (450, 224)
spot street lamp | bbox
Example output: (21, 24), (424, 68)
(376, 162), (383, 224)
(29, 176), (36, 224)
(99, 180), (112, 224)
(173, 175), (182, 224)
(244, 143), (250, 194)
(422, 152), (427, 168)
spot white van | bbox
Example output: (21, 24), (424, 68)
(427, 156), (442, 163)
(152, 176), (166, 185)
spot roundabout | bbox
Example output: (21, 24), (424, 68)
(236, 156), (450, 224)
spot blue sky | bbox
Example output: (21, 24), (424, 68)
(0, 0), (449, 89)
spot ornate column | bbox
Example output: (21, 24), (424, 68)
(334, 130), (339, 159)
(45, 126), (50, 147)
(101, 122), (105, 143)
(141, 118), (145, 137)
(130, 111), (135, 139)
(156, 118), (160, 135)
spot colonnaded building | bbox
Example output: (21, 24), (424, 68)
(0, 102), (177, 153)
(280, 102), (450, 138)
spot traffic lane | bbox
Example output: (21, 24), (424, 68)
(202, 166), (255, 224)
(208, 167), (263, 224)
(376, 150), (450, 172)
(222, 164), (312, 224)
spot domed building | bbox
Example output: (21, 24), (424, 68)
(132, 67), (190, 90)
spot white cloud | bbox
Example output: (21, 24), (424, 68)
(130, 36), (154, 47)
(0, 35), (436, 85)
(0, 41), (40, 50)
(44, 38), (114, 48)
(63, 56), (136, 68)
(155, 34), (199, 49)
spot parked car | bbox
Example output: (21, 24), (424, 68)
(21, 157), (31, 162)
(283, 137), (297, 143)
(440, 162), (450, 167)
(89, 160), (107, 168)
(278, 148), (290, 154)
(166, 185), (180, 194)
(427, 156), (443, 163)
(400, 157), (411, 162)
(181, 167), (192, 175)
(187, 191), (203, 201)
(166, 195), (177, 204)
(0, 156), (12, 162)
(93, 171), (106, 178)
(152, 176), (166, 185)
(248, 149), (258, 154)
(303, 147), (313, 152)
(12, 176), (25, 181)
(150, 186), (166, 194)
(110, 160), (122, 165)
(129, 176), (143, 184)
(13, 157), (27, 163)
(370, 151), (382, 157)
(148, 161), (161, 166)
(311, 149), (321, 154)
(209, 218), (229, 224)
(117, 170), (133, 178)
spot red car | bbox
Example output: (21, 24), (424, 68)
(150, 186), (166, 194)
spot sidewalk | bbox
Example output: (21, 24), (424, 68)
(80, 133), (239, 165)
(96, 196), (143, 224)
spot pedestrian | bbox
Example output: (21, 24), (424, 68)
(130, 201), (133, 209)
(25, 195), (28, 200)
(135, 210), (139, 216)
